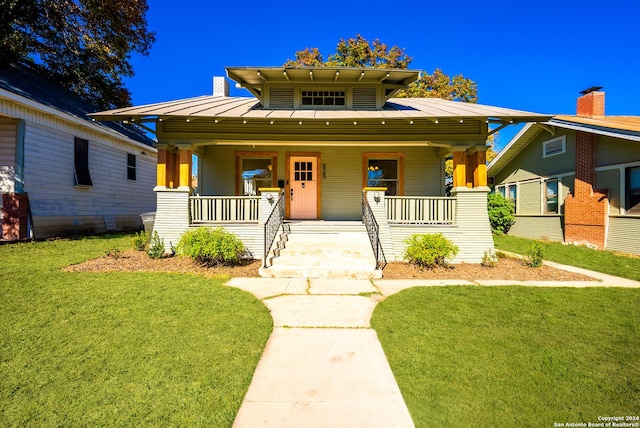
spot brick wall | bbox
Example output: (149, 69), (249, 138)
(564, 131), (608, 249)
(2, 193), (30, 240)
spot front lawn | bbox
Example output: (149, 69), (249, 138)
(0, 235), (272, 426)
(494, 235), (640, 281)
(372, 286), (640, 427)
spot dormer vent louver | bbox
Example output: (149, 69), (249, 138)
(269, 87), (294, 109)
(352, 88), (377, 110)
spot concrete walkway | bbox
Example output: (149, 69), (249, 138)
(228, 265), (640, 427)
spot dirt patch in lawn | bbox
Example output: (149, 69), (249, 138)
(64, 249), (595, 281)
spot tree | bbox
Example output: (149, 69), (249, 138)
(395, 68), (477, 103)
(284, 34), (476, 103)
(0, 0), (155, 109)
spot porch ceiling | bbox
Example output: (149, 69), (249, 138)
(90, 95), (551, 127)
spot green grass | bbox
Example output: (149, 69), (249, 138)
(0, 235), (272, 426)
(494, 234), (640, 281)
(372, 286), (640, 427)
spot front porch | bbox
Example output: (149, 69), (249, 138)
(152, 182), (493, 278)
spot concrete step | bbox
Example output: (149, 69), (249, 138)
(260, 228), (381, 279)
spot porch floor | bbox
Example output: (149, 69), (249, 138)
(260, 221), (381, 279)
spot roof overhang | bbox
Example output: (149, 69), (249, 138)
(226, 66), (421, 102)
(90, 95), (551, 130)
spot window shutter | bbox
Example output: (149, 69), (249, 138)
(74, 138), (92, 186)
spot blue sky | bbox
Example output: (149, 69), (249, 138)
(125, 0), (640, 150)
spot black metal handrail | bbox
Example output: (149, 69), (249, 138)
(263, 191), (285, 268)
(362, 192), (387, 270)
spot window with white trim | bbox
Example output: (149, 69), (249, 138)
(543, 136), (566, 158)
(496, 184), (517, 213)
(127, 154), (136, 181)
(544, 178), (559, 214)
(626, 166), (640, 214)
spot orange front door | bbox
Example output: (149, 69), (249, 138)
(289, 156), (318, 219)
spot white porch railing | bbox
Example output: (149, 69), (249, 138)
(190, 196), (260, 223)
(386, 196), (456, 225)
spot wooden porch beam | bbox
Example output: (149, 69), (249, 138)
(452, 151), (466, 188)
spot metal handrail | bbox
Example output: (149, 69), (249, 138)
(263, 191), (285, 268)
(362, 193), (387, 270)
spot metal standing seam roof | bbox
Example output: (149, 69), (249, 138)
(90, 95), (550, 124)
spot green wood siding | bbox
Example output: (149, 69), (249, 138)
(597, 136), (640, 167)
(561, 175), (574, 214)
(518, 181), (541, 215)
(200, 145), (444, 221)
(606, 216), (640, 255)
(494, 130), (576, 185)
(596, 169), (621, 214)
(508, 216), (564, 242)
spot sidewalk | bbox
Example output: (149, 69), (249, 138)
(227, 264), (640, 427)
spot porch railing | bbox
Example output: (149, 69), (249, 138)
(264, 191), (285, 268)
(362, 193), (386, 270)
(386, 196), (456, 225)
(190, 196), (260, 223)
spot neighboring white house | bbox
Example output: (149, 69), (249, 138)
(0, 62), (157, 239)
(91, 66), (550, 267)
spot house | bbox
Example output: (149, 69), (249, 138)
(0, 63), (158, 240)
(487, 88), (640, 256)
(91, 66), (549, 267)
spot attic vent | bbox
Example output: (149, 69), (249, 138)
(269, 87), (294, 109)
(352, 88), (377, 110)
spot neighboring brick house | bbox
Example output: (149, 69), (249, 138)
(488, 88), (640, 255)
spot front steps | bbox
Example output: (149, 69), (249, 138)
(259, 221), (381, 279)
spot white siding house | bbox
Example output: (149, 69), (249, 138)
(0, 63), (157, 239)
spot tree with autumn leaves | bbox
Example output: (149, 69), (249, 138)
(0, 0), (155, 109)
(284, 34), (477, 103)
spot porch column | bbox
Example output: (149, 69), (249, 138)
(156, 148), (168, 188)
(166, 149), (177, 189)
(471, 148), (487, 188)
(466, 153), (476, 188)
(177, 147), (192, 190)
(452, 151), (467, 188)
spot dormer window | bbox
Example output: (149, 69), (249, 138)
(301, 90), (345, 107)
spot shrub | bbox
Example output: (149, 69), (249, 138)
(131, 230), (150, 251)
(481, 249), (498, 267)
(525, 242), (544, 268)
(147, 231), (165, 259)
(177, 227), (245, 267)
(104, 247), (122, 259)
(488, 192), (515, 235)
(404, 233), (459, 268)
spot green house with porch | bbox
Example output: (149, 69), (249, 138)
(91, 66), (549, 276)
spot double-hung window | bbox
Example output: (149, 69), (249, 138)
(544, 178), (559, 214)
(127, 154), (137, 181)
(497, 184), (517, 214)
(626, 166), (640, 214)
(363, 153), (404, 196)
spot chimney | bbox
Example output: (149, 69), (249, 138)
(213, 76), (229, 97)
(576, 86), (604, 118)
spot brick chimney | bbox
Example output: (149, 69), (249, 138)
(564, 87), (608, 249)
(213, 76), (229, 97)
(576, 86), (604, 118)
